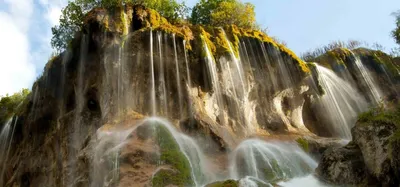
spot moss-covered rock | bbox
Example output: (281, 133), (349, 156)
(317, 104), (400, 186)
(205, 180), (239, 187)
(151, 124), (194, 187)
(296, 137), (309, 152)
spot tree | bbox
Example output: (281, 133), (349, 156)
(0, 89), (30, 124)
(191, 0), (256, 29)
(392, 11), (400, 45)
(51, 0), (188, 51)
(51, 2), (84, 52)
(210, 1), (255, 29)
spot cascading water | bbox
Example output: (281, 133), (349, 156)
(173, 34), (183, 119)
(10, 7), (397, 186)
(92, 117), (213, 187)
(183, 40), (192, 88)
(150, 29), (157, 116)
(229, 139), (317, 184)
(158, 32), (168, 116)
(69, 35), (88, 185)
(203, 39), (226, 125)
(313, 64), (367, 139)
(0, 118), (17, 184)
(352, 55), (383, 104)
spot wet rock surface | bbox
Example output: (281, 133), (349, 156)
(316, 114), (400, 186)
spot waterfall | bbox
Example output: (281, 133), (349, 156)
(150, 29), (157, 116)
(220, 29), (246, 96)
(92, 117), (213, 186)
(144, 117), (213, 186)
(229, 139), (317, 184)
(314, 64), (367, 139)
(172, 34), (183, 119)
(158, 32), (168, 116)
(352, 55), (383, 104)
(69, 35), (88, 185)
(0, 117), (17, 184)
(203, 40), (225, 125)
(183, 40), (192, 88)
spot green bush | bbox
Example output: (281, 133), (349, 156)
(0, 89), (30, 124)
(51, 0), (188, 51)
(191, 0), (256, 29)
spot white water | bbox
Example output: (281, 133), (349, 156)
(278, 175), (331, 187)
(172, 34), (183, 119)
(144, 117), (213, 186)
(203, 39), (226, 125)
(353, 55), (383, 104)
(91, 127), (134, 187)
(221, 29), (247, 96)
(157, 32), (168, 116)
(93, 117), (213, 186)
(0, 118), (17, 184)
(183, 40), (192, 88)
(150, 29), (157, 116)
(314, 64), (368, 139)
(229, 139), (317, 183)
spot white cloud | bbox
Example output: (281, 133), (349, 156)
(47, 6), (62, 25)
(39, 0), (66, 26)
(0, 13), (35, 96)
(0, 0), (36, 96)
(3, 0), (34, 32)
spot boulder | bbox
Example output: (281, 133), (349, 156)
(315, 142), (367, 184)
(316, 107), (400, 186)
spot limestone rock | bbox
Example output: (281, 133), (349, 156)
(315, 142), (367, 184)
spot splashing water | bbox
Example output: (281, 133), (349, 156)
(92, 117), (214, 186)
(314, 64), (367, 139)
(353, 55), (383, 104)
(229, 139), (317, 183)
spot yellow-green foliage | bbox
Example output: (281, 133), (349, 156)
(152, 125), (194, 186)
(146, 8), (193, 50)
(354, 48), (400, 76)
(195, 26), (217, 55)
(296, 137), (309, 153)
(210, 1), (256, 29)
(327, 48), (352, 65)
(0, 89), (30, 124)
(231, 25), (310, 74)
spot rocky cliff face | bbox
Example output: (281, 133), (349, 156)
(316, 106), (400, 186)
(1, 4), (400, 187)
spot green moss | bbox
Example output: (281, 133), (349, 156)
(357, 103), (400, 162)
(152, 125), (194, 187)
(205, 180), (239, 187)
(227, 25), (310, 74)
(296, 138), (309, 153)
(307, 62), (325, 95)
(146, 8), (193, 50)
(327, 48), (352, 65)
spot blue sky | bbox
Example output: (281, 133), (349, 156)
(0, 0), (399, 96)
